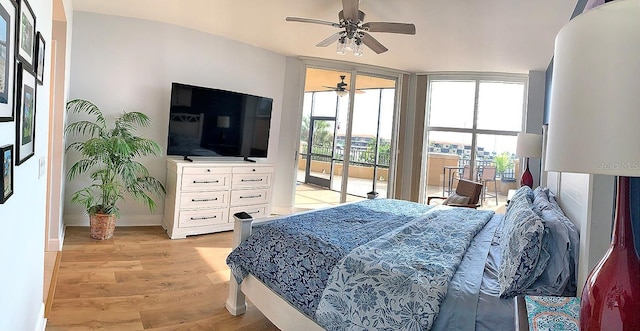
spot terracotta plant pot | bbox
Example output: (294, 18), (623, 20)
(89, 213), (117, 240)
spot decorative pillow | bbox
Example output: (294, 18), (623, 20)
(547, 193), (581, 295)
(498, 193), (547, 297)
(525, 193), (573, 296)
(443, 193), (470, 205)
(506, 186), (535, 214)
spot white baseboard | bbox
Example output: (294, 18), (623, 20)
(35, 303), (46, 331)
(46, 224), (65, 251)
(64, 214), (163, 226)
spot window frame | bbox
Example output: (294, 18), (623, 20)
(420, 73), (529, 203)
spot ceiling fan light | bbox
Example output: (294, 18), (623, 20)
(353, 42), (363, 56)
(344, 37), (355, 51)
(336, 89), (349, 97)
(336, 37), (347, 55)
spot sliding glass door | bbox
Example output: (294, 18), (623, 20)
(342, 74), (396, 199)
(297, 67), (399, 204)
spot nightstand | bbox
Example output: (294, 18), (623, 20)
(507, 189), (517, 206)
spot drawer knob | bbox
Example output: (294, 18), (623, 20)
(191, 198), (219, 202)
(193, 180), (220, 184)
(241, 178), (263, 182)
(190, 215), (217, 220)
(240, 194), (262, 199)
(252, 168), (256, 172)
(207, 169), (211, 172)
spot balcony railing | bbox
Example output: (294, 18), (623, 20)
(458, 158), (517, 180)
(303, 146), (516, 180)
(304, 146), (390, 168)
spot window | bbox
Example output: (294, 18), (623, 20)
(423, 74), (527, 206)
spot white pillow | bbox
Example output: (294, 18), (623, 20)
(443, 193), (470, 205)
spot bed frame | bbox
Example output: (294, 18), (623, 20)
(225, 213), (325, 330)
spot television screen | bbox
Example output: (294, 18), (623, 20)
(167, 83), (273, 158)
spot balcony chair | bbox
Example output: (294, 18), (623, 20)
(479, 165), (498, 205)
(428, 178), (483, 209)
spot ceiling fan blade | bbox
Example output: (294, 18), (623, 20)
(316, 32), (344, 47)
(360, 32), (388, 54)
(342, 0), (359, 21)
(286, 17), (340, 27)
(362, 22), (416, 35)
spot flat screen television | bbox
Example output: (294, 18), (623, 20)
(166, 83), (273, 160)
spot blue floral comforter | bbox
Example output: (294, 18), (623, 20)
(226, 199), (494, 329)
(316, 206), (494, 330)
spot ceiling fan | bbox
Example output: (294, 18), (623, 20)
(323, 75), (363, 96)
(286, 0), (416, 55)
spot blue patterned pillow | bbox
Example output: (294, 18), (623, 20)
(499, 190), (547, 297)
(506, 186), (535, 214)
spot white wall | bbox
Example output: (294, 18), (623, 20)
(66, 12), (292, 225)
(271, 57), (304, 212)
(0, 0), (54, 329)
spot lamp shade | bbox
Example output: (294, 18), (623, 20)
(545, 0), (640, 177)
(516, 133), (542, 158)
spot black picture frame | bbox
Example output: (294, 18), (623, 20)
(34, 30), (43, 84)
(15, 61), (35, 165)
(0, 144), (13, 203)
(16, 0), (35, 71)
(0, 0), (16, 122)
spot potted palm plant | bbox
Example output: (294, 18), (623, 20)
(65, 99), (166, 240)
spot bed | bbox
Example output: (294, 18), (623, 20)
(225, 186), (579, 331)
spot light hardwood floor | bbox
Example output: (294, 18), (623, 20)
(46, 226), (278, 330)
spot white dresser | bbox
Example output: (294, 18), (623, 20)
(162, 158), (274, 239)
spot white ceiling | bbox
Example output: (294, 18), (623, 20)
(71, 0), (578, 74)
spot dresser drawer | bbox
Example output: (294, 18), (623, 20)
(183, 166), (232, 175)
(229, 205), (268, 219)
(230, 188), (270, 206)
(232, 173), (271, 189)
(178, 209), (228, 228)
(180, 191), (229, 209)
(232, 166), (274, 174)
(181, 174), (230, 191)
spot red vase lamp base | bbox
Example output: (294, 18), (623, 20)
(580, 176), (640, 330)
(520, 157), (533, 188)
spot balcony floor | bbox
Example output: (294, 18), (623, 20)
(294, 170), (509, 214)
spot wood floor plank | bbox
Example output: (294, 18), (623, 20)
(46, 310), (144, 331)
(58, 260), (144, 272)
(56, 271), (117, 284)
(46, 226), (277, 330)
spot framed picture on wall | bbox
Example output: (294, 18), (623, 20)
(0, 0), (17, 122)
(0, 144), (13, 203)
(16, 0), (35, 71)
(35, 31), (44, 84)
(15, 62), (36, 165)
